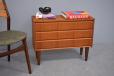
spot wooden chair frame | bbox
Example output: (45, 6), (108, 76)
(0, 0), (31, 74)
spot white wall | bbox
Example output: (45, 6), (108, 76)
(1, 0), (114, 49)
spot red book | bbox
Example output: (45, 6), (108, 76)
(61, 11), (89, 19)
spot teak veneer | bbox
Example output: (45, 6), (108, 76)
(32, 15), (94, 65)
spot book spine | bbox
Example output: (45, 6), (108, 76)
(61, 12), (67, 19)
(68, 15), (88, 19)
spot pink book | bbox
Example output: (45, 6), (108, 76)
(62, 11), (89, 19)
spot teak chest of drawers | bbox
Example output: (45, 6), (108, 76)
(32, 15), (94, 65)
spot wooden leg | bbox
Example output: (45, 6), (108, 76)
(36, 51), (41, 65)
(80, 48), (83, 55)
(23, 39), (32, 74)
(85, 47), (89, 61)
(8, 45), (10, 62)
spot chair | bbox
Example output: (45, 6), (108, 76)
(0, 0), (31, 74)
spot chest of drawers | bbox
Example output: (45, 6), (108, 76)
(32, 15), (94, 65)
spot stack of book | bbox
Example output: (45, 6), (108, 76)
(61, 11), (89, 19)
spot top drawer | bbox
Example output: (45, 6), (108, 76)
(33, 21), (94, 32)
(33, 22), (58, 32)
(58, 21), (93, 31)
(74, 21), (93, 30)
(58, 21), (93, 30)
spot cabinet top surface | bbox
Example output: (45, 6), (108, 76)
(32, 15), (94, 23)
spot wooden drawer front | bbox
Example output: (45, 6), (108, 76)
(35, 32), (58, 41)
(74, 39), (92, 47)
(0, 1), (5, 9)
(58, 39), (74, 48)
(58, 21), (93, 31)
(58, 31), (74, 39)
(74, 21), (93, 30)
(33, 23), (58, 32)
(58, 22), (75, 31)
(35, 41), (58, 49)
(75, 30), (93, 38)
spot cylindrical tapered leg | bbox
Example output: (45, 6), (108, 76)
(8, 45), (10, 61)
(36, 51), (41, 65)
(7, 13), (11, 62)
(80, 48), (83, 55)
(85, 47), (89, 61)
(23, 38), (32, 74)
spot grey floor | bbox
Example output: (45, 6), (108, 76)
(0, 43), (114, 76)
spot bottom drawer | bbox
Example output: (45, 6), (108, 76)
(34, 38), (92, 50)
(35, 40), (58, 49)
(75, 39), (92, 47)
(58, 39), (74, 48)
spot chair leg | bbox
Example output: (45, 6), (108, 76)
(85, 47), (89, 61)
(36, 51), (41, 65)
(22, 38), (32, 74)
(8, 45), (10, 61)
(80, 48), (83, 55)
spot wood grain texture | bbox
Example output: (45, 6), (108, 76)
(0, 0), (5, 9)
(32, 15), (94, 64)
(32, 16), (94, 50)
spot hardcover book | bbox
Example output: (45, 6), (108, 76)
(61, 11), (89, 19)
